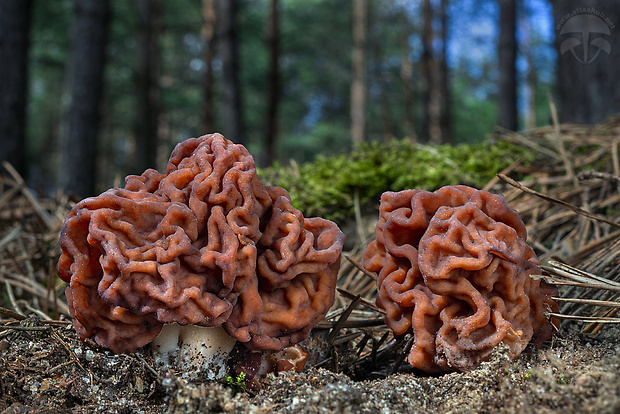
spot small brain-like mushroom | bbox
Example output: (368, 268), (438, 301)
(57, 134), (344, 379)
(362, 185), (557, 372)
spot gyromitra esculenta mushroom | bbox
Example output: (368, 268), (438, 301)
(362, 185), (557, 372)
(57, 134), (345, 379)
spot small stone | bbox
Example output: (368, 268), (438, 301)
(135, 376), (144, 393)
(39, 379), (51, 392)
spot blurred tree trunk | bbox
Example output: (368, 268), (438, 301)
(525, 65), (538, 128)
(421, 0), (451, 144)
(522, 13), (538, 129)
(350, 0), (366, 147)
(438, 0), (452, 143)
(399, 8), (417, 143)
(0, 0), (32, 177)
(135, 0), (161, 173)
(497, 0), (518, 131)
(58, 0), (110, 197)
(421, 0), (437, 143)
(552, 0), (620, 124)
(218, 0), (244, 144)
(264, 0), (279, 166)
(201, 0), (216, 134)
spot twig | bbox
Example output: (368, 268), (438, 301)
(2, 161), (55, 229)
(544, 260), (620, 288)
(337, 287), (385, 314)
(552, 297), (620, 309)
(577, 170), (620, 187)
(344, 254), (377, 280)
(548, 91), (576, 183)
(4, 280), (24, 317)
(316, 318), (385, 329)
(483, 158), (522, 191)
(327, 295), (361, 345)
(134, 354), (162, 382)
(51, 330), (93, 384)
(548, 313), (620, 323)
(0, 305), (26, 320)
(387, 335), (414, 376)
(0, 226), (21, 250)
(0, 324), (51, 332)
(22, 301), (53, 320)
(498, 174), (620, 228)
(331, 331), (363, 346)
(353, 188), (367, 246)
(47, 359), (77, 375)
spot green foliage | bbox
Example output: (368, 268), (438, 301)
(556, 373), (568, 385)
(24, 0), (557, 193)
(260, 139), (533, 222)
(222, 372), (246, 396)
(451, 75), (498, 144)
(276, 122), (352, 164)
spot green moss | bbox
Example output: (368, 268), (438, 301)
(260, 139), (534, 223)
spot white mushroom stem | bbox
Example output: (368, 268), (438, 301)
(151, 324), (236, 380)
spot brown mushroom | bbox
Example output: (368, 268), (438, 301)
(362, 185), (557, 372)
(57, 134), (344, 378)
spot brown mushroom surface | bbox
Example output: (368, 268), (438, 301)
(362, 185), (557, 372)
(57, 134), (344, 358)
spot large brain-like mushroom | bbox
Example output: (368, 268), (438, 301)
(362, 185), (557, 372)
(57, 134), (344, 377)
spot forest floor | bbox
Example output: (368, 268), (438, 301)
(0, 319), (619, 413)
(2, 120), (620, 413)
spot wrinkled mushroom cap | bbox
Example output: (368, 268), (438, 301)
(362, 185), (558, 372)
(57, 134), (345, 354)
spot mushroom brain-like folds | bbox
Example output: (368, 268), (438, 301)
(57, 134), (345, 355)
(362, 185), (557, 372)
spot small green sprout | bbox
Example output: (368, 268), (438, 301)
(557, 373), (568, 384)
(524, 370), (532, 380)
(223, 372), (246, 396)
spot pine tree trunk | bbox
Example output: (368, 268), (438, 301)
(0, 0), (32, 176)
(438, 0), (452, 143)
(264, 0), (279, 166)
(218, 0), (244, 144)
(58, 0), (110, 197)
(202, 0), (216, 134)
(350, 0), (366, 147)
(135, 0), (161, 173)
(399, 8), (417, 143)
(497, 0), (518, 131)
(552, 0), (620, 124)
(421, 0), (441, 144)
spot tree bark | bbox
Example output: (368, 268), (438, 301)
(0, 0), (32, 176)
(552, 0), (620, 124)
(399, 8), (417, 143)
(438, 0), (452, 143)
(58, 0), (110, 197)
(135, 0), (161, 174)
(201, 0), (216, 134)
(218, 0), (244, 144)
(497, 0), (518, 131)
(264, 0), (280, 166)
(421, 0), (450, 144)
(350, 0), (366, 147)
(420, 0), (441, 144)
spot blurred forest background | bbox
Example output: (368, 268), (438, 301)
(0, 0), (618, 198)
